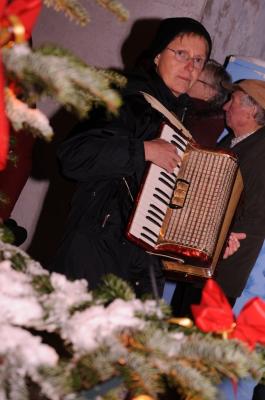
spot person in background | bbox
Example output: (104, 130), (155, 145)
(170, 59), (240, 316)
(52, 17), (213, 296)
(186, 58), (232, 147)
(172, 79), (265, 315)
(215, 80), (265, 304)
(218, 79), (265, 400)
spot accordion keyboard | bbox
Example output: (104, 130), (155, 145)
(128, 123), (189, 246)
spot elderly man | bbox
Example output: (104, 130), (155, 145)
(170, 79), (265, 400)
(217, 77), (265, 400)
(171, 79), (264, 313)
(215, 79), (265, 306)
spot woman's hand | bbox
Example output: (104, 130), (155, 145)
(144, 139), (181, 173)
(223, 232), (246, 259)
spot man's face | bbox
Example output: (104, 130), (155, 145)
(223, 90), (253, 135)
(154, 34), (208, 97)
(188, 68), (217, 101)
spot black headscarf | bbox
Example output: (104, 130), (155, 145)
(146, 17), (212, 61)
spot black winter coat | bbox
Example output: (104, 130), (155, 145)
(215, 126), (265, 297)
(53, 69), (186, 293)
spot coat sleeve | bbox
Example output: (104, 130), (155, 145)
(57, 95), (156, 182)
(230, 146), (265, 236)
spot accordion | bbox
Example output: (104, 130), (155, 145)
(126, 122), (243, 280)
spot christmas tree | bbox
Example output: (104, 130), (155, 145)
(0, 241), (264, 400)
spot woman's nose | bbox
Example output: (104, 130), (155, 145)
(185, 59), (195, 71)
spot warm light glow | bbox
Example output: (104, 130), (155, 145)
(132, 396), (154, 400)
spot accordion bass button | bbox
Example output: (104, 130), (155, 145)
(170, 179), (189, 209)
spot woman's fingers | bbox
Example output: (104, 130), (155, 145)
(144, 139), (182, 172)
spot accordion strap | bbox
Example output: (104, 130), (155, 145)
(141, 91), (192, 139)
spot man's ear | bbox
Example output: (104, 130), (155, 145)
(154, 53), (160, 66)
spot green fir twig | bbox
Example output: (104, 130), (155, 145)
(44, 0), (89, 26)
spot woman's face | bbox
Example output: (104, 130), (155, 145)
(154, 34), (208, 97)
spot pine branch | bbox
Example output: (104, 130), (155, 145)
(168, 363), (218, 400)
(70, 355), (102, 391)
(0, 240), (42, 273)
(0, 224), (15, 244)
(0, 191), (9, 206)
(73, 377), (126, 400)
(95, 0), (129, 21)
(2, 43), (126, 117)
(3, 364), (30, 400)
(121, 352), (163, 399)
(178, 333), (263, 382)
(100, 383), (127, 400)
(44, 0), (89, 26)
(31, 274), (55, 295)
(94, 274), (136, 303)
(5, 88), (53, 141)
(43, 0), (129, 25)
(0, 246), (264, 400)
(255, 345), (265, 384)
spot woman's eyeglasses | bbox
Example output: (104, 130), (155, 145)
(166, 48), (206, 70)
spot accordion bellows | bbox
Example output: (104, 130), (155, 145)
(126, 122), (243, 280)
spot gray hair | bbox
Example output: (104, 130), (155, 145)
(203, 59), (232, 108)
(240, 92), (265, 125)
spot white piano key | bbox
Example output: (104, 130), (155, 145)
(137, 190), (169, 212)
(131, 217), (161, 235)
(161, 124), (188, 145)
(133, 204), (164, 225)
(161, 125), (188, 154)
(128, 123), (189, 245)
(129, 220), (160, 245)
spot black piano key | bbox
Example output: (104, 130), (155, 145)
(160, 171), (176, 185)
(153, 193), (169, 206)
(141, 232), (157, 245)
(150, 203), (166, 216)
(170, 140), (185, 153)
(158, 177), (174, 189)
(148, 209), (164, 222)
(172, 134), (187, 147)
(143, 226), (158, 238)
(146, 215), (162, 228)
(155, 187), (171, 200)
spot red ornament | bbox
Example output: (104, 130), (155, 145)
(0, 0), (41, 170)
(191, 279), (265, 349)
